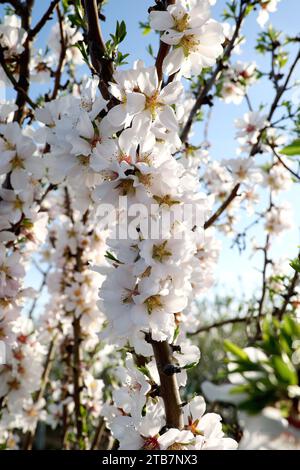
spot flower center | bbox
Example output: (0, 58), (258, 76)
(145, 91), (160, 118)
(142, 436), (160, 450)
(10, 154), (25, 169)
(144, 295), (163, 314)
(179, 35), (199, 57)
(173, 13), (190, 33)
(152, 240), (172, 262)
(246, 124), (256, 133)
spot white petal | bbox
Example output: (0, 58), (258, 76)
(149, 11), (174, 31)
(158, 106), (178, 132)
(163, 48), (185, 76)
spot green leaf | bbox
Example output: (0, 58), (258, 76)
(280, 139), (300, 156)
(271, 355), (298, 385)
(182, 361), (198, 370)
(290, 257), (300, 272)
(224, 340), (249, 361)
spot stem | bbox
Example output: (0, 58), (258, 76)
(151, 340), (183, 429)
(13, 0), (34, 123)
(204, 183), (240, 230)
(51, 5), (67, 100)
(28, 0), (60, 39)
(72, 314), (84, 447)
(180, 0), (247, 142)
(277, 268), (299, 320)
(82, 0), (114, 99)
(154, 0), (176, 83)
(90, 417), (106, 450)
(190, 316), (255, 335)
(23, 338), (57, 450)
(0, 46), (36, 110)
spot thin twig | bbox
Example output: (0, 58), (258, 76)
(51, 5), (67, 100)
(82, 0), (114, 98)
(28, 0), (60, 39)
(190, 316), (255, 336)
(270, 145), (300, 181)
(0, 46), (36, 110)
(28, 265), (50, 319)
(276, 264), (299, 320)
(23, 338), (57, 450)
(154, 0), (176, 83)
(204, 183), (240, 230)
(13, 0), (34, 123)
(180, 0), (247, 142)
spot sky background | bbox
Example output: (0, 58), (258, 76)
(1, 0), (300, 314)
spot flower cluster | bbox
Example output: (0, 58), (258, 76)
(149, 0), (224, 77)
(219, 61), (257, 104)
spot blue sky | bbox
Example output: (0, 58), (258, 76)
(1, 0), (300, 310)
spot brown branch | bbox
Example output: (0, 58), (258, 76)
(82, 0), (114, 99)
(13, 0), (34, 123)
(151, 340), (183, 429)
(250, 47), (300, 156)
(23, 338), (57, 450)
(154, 0), (176, 83)
(0, 0), (25, 14)
(51, 5), (67, 100)
(254, 228), (271, 339)
(180, 0), (247, 142)
(28, 265), (50, 319)
(203, 47), (300, 230)
(204, 183), (240, 230)
(267, 48), (300, 122)
(190, 316), (255, 336)
(72, 314), (84, 447)
(90, 417), (106, 450)
(63, 187), (86, 447)
(28, 0), (60, 39)
(277, 265), (299, 321)
(270, 146), (300, 181)
(0, 46), (36, 110)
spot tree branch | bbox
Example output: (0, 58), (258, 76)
(23, 338), (57, 450)
(154, 0), (176, 83)
(151, 340), (183, 429)
(28, 0), (60, 39)
(51, 5), (67, 100)
(0, 45), (36, 110)
(190, 316), (255, 336)
(276, 264), (299, 320)
(82, 0), (114, 99)
(204, 183), (240, 230)
(180, 0), (247, 142)
(13, 0), (34, 123)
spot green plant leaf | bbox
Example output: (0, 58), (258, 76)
(224, 340), (249, 361)
(280, 139), (300, 156)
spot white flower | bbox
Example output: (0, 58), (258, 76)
(107, 65), (182, 132)
(0, 15), (27, 58)
(158, 428), (195, 450)
(257, 0), (280, 28)
(262, 163), (292, 192)
(149, 0), (224, 77)
(223, 157), (263, 184)
(48, 18), (83, 65)
(22, 398), (46, 432)
(0, 245), (25, 299)
(0, 188), (34, 224)
(182, 396), (238, 449)
(265, 203), (293, 235)
(0, 122), (42, 190)
(235, 111), (268, 150)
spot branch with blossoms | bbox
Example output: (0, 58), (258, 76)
(0, 0), (300, 452)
